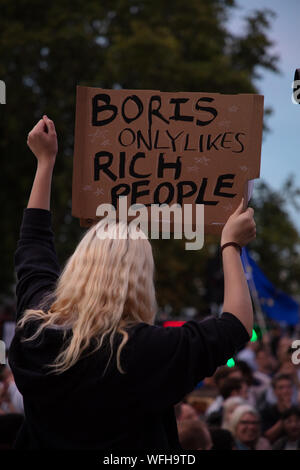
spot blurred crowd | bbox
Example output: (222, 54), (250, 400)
(1, 321), (300, 450)
(176, 326), (300, 450)
(0, 364), (24, 449)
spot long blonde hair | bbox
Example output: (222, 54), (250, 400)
(17, 218), (157, 375)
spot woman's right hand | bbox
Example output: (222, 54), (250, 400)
(221, 198), (256, 248)
(27, 115), (57, 168)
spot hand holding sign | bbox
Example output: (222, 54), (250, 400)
(221, 198), (256, 247)
(27, 115), (57, 167)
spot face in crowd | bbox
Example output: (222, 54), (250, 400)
(178, 403), (199, 422)
(274, 378), (293, 405)
(235, 412), (260, 447)
(283, 414), (300, 441)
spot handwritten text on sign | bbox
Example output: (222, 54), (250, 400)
(72, 88), (263, 232)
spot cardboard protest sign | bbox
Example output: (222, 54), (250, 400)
(72, 86), (263, 233)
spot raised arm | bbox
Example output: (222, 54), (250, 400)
(27, 115), (57, 210)
(14, 116), (60, 320)
(221, 199), (256, 337)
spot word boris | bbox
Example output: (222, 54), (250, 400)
(92, 93), (219, 128)
(94, 151), (236, 207)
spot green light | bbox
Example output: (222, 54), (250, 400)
(227, 358), (235, 368)
(250, 329), (258, 342)
(226, 330), (257, 368)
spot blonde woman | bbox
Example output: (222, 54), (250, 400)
(9, 116), (256, 450)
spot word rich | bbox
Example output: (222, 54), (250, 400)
(94, 150), (237, 208)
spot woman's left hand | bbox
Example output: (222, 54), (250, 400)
(27, 115), (57, 167)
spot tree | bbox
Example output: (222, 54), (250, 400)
(250, 177), (300, 297)
(1, 0), (290, 316)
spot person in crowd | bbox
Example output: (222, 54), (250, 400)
(206, 377), (249, 427)
(257, 365), (298, 411)
(251, 346), (275, 408)
(8, 116), (255, 450)
(253, 346), (273, 390)
(220, 377), (249, 402)
(209, 427), (236, 450)
(272, 406), (300, 450)
(0, 366), (24, 448)
(221, 396), (247, 431)
(175, 402), (199, 422)
(268, 323), (282, 359)
(276, 336), (293, 365)
(228, 404), (271, 450)
(204, 366), (232, 417)
(178, 419), (213, 450)
(0, 368), (17, 415)
(277, 359), (299, 389)
(236, 341), (258, 371)
(205, 365), (244, 418)
(0, 366), (24, 415)
(234, 360), (260, 406)
(183, 390), (214, 417)
(260, 373), (295, 444)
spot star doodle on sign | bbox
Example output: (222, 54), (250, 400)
(94, 187), (104, 196)
(194, 156), (210, 166)
(223, 203), (233, 212)
(187, 166), (198, 172)
(240, 166), (248, 172)
(88, 129), (109, 144)
(228, 105), (239, 112)
(101, 139), (111, 147)
(218, 120), (231, 128)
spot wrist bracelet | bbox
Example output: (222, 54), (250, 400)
(221, 242), (242, 255)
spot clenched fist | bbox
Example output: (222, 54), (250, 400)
(27, 115), (57, 167)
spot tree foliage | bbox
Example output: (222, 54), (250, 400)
(1, 0), (297, 316)
(250, 178), (300, 297)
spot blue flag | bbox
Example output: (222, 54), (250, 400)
(241, 248), (299, 325)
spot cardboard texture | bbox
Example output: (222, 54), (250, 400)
(72, 86), (264, 233)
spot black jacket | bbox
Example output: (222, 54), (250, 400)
(8, 208), (250, 450)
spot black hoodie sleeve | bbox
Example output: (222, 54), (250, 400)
(126, 313), (251, 412)
(14, 208), (61, 321)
